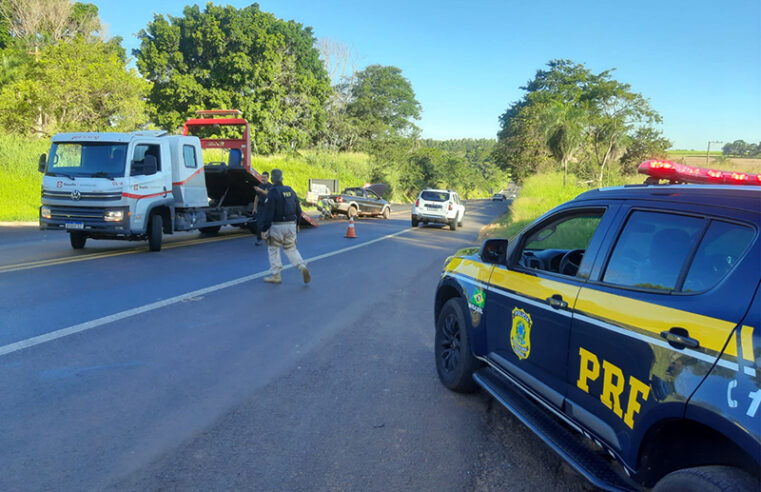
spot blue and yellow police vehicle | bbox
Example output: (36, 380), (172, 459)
(434, 160), (761, 491)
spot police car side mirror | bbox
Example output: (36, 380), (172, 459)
(38, 153), (46, 173)
(480, 238), (508, 265)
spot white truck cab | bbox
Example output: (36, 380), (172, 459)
(39, 130), (256, 251)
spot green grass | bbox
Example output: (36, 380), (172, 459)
(0, 134), (49, 221)
(667, 149), (721, 157)
(483, 172), (602, 240)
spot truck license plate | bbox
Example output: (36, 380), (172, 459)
(65, 222), (84, 230)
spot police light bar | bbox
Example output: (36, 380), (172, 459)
(639, 160), (761, 186)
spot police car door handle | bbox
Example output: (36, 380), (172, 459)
(660, 328), (700, 349)
(546, 294), (568, 309)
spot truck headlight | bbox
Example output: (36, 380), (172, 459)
(104, 210), (124, 222)
(41, 206), (51, 219)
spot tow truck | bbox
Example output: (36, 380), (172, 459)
(38, 110), (317, 251)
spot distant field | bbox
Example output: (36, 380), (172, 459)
(667, 149), (722, 157)
(668, 155), (761, 173)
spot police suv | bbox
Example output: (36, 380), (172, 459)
(435, 160), (761, 491)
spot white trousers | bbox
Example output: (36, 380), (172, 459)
(267, 222), (306, 274)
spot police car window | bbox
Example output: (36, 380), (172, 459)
(519, 212), (603, 276)
(183, 145), (197, 169)
(682, 221), (755, 292)
(603, 211), (703, 291)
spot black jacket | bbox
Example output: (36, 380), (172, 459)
(261, 185), (302, 232)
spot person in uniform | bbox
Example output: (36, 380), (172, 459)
(253, 171), (271, 246)
(260, 169), (311, 284)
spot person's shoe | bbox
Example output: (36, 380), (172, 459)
(263, 273), (282, 284)
(299, 266), (311, 284)
(255, 239), (263, 246)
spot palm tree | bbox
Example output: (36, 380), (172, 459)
(540, 101), (586, 186)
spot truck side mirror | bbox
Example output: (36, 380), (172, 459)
(480, 238), (508, 265)
(38, 153), (47, 173)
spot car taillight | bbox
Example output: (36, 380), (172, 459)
(335, 196), (343, 202)
(448, 202), (452, 210)
(415, 199), (419, 207)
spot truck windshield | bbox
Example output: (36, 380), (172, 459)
(47, 142), (128, 179)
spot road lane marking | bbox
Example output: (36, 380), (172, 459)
(0, 228), (412, 358)
(0, 232), (248, 274)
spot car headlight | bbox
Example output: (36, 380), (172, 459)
(41, 206), (51, 219)
(104, 210), (124, 222)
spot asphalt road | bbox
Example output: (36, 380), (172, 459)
(0, 201), (591, 491)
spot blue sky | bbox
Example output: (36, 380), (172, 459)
(93, 0), (761, 150)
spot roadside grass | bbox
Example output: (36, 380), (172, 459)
(481, 172), (643, 241)
(0, 134), (49, 221)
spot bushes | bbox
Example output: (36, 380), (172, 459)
(0, 134), (48, 221)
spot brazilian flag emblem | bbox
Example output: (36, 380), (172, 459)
(470, 289), (485, 309)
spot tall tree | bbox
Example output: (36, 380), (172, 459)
(494, 59), (662, 185)
(0, 35), (149, 135)
(346, 65), (421, 143)
(134, 3), (331, 154)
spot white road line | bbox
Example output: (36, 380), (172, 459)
(0, 228), (412, 358)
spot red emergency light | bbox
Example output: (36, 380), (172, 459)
(639, 160), (761, 186)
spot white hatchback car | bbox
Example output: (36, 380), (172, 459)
(411, 189), (465, 230)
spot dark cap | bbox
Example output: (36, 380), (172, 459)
(271, 168), (283, 184)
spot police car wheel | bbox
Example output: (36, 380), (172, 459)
(382, 207), (390, 219)
(653, 465), (759, 492)
(411, 218), (419, 227)
(435, 298), (479, 393)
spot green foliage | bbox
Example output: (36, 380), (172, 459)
(722, 139), (761, 157)
(366, 137), (506, 202)
(494, 59), (663, 186)
(484, 172), (589, 240)
(0, 134), (48, 220)
(0, 36), (150, 135)
(620, 127), (671, 174)
(248, 150), (370, 199)
(346, 65), (421, 143)
(134, 3), (331, 154)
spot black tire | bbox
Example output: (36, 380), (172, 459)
(199, 225), (221, 235)
(449, 219), (457, 231)
(148, 214), (163, 252)
(411, 217), (419, 227)
(347, 206), (358, 219)
(69, 231), (86, 249)
(654, 466), (759, 492)
(435, 298), (481, 392)
(382, 207), (390, 219)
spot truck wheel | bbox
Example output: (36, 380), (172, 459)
(449, 219), (457, 231)
(199, 225), (221, 235)
(435, 298), (480, 392)
(69, 232), (87, 249)
(148, 214), (163, 252)
(411, 218), (419, 227)
(382, 207), (390, 219)
(347, 206), (358, 219)
(654, 466), (758, 492)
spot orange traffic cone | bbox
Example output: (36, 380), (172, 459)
(345, 216), (357, 238)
